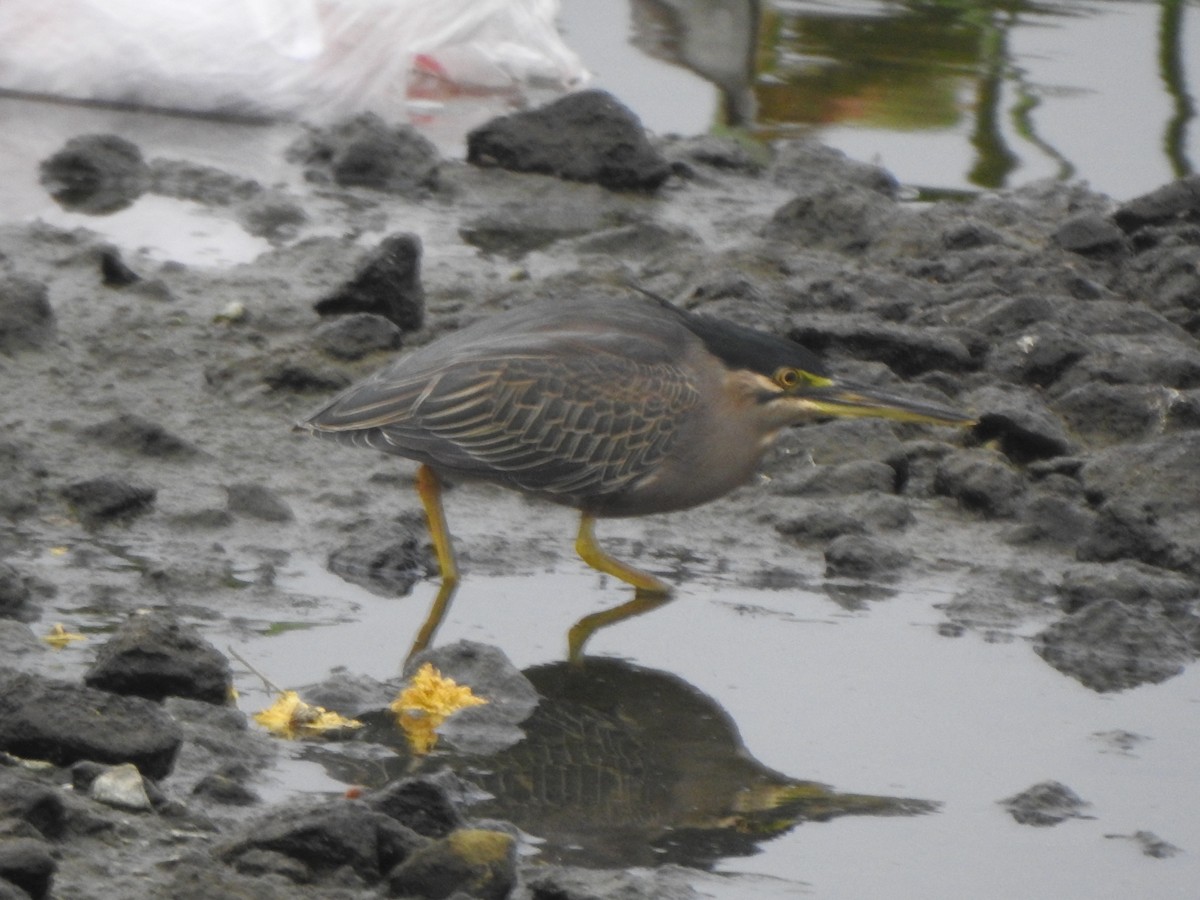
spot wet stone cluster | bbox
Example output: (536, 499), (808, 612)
(2, 87), (1199, 895)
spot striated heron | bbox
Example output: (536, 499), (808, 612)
(298, 290), (974, 661)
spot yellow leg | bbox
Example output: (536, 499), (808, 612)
(568, 513), (673, 664)
(408, 465), (460, 661)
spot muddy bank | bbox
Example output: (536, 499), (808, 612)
(2, 90), (1199, 898)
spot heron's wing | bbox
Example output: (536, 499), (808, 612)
(302, 349), (701, 500)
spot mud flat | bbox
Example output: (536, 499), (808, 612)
(2, 92), (1199, 898)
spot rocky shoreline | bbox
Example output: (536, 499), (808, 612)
(2, 90), (1199, 898)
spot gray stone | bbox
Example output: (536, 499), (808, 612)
(60, 475), (156, 526)
(1034, 599), (1193, 692)
(0, 670), (182, 778)
(85, 611), (232, 705)
(467, 90), (670, 192)
(824, 534), (907, 578)
(224, 483), (294, 523)
(314, 233), (425, 331)
(1000, 781), (1091, 826)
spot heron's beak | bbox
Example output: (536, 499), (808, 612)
(795, 380), (976, 427)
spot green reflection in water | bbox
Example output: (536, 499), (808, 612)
(671, 0), (1197, 191)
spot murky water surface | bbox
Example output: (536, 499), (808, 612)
(224, 559), (1200, 900)
(563, 0), (1200, 199)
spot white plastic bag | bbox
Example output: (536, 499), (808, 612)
(0, 0), (587, 120)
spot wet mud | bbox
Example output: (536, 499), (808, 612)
(2, 90), (1199, 898)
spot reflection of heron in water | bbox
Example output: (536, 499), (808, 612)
(311, 655), (937, 870)
(630, 0), (761, 128)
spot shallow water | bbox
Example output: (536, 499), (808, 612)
(562, 0), (1200, 199)
(226, 559), (1200, 899)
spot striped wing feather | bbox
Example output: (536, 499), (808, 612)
(306, 350), (700, 501)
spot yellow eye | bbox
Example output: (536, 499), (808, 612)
(775, 367), (802, 388)
(774, 367), (832, 389)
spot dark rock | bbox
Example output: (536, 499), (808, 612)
(886, 440), (959, 498)
(0, 838), (54, 900)
(1033, 599), (1193, 692)
(314, 233), (425, 331)
(941, 221), (1006, 251)
(941, 569), (1054, 630)
(327, 515), (432, 597)
(384, 828), (516, 900)
(0, 441), (42, 519)
(300, 670), (395, 719)
(60, 475), (156, 526)
(84, 611), (232, 705)
(404, 641), (539, 755)
(192, 768), (261, 807)
(221, 799), (427, 883)
(771, 140), (898, 197)
(313, 313), (402, 361)
(467, 90), (670, 192)
(824, 534), (907, 578)
(1054, 334), (1200, 392)
(966, 384), (1076, 463)
(999, 781), (1091, 826)
(1052, 213), (1127, 256)
(39, 134), (149, 214)
(0, 564), (36, 622)
(1053, 383), (1170, 443)
(163, 697), (275, 789)
(1002, 492), (1096, 546)
(1079, 432), (1200, 517)
(224, 483), (294, 523)
(1074, 502), (1184, 572)
(235, 191), (308, 241)
(986, 324), (1089, 388)
(933, 450), (1026, 518)
(1118, 830), (1183, 859)
(261, 361), (351, 393)
(286, 114), (441, 195)
(368, 778), (465, 840)
(1166, 388), (1200, 429)
(0, 776), (66, 840)
(788, 316), (977, 377)
(0, 669), (182, 778)
(68, 760), (106, 793)
(1114, 174), (1200, 232)
(764, 185), (899, 253)
(1058, 562), (1198, 616)
(1154, 270), (1200, 333)
(80, 413), (199, 459)
(98, 247), (141, 286)
(0, 277), (55, 353)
